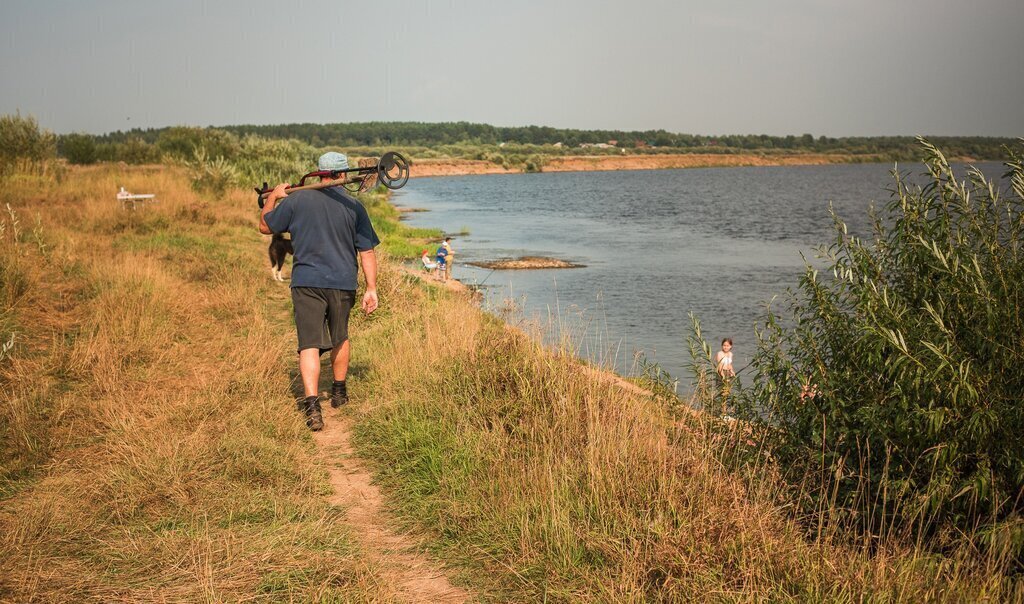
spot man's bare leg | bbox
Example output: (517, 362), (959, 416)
(330, 339), (350, 381)
(297, 348), (324, 430)
(299, 348), (321, 397)
(329, 339), (351, 407)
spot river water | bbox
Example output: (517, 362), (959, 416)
(392, 162), (1005, 382)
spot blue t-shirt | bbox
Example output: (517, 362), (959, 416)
(264, 187), (380, 290)
(436, 247), (448, 264)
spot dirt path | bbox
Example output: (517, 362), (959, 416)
(313, 409), (472, 603)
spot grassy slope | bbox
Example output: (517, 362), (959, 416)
(1, 165), (1018, 602)
(349, 274), (1018, 601)
(0, 166), (398, 601)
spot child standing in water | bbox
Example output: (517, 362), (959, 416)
(715, 338), (735, 378)
(713, 338), (736, 413)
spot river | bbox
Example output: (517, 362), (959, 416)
(392, 161), (1005, 383)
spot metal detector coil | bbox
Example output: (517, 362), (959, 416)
(376, 151), (409, 190)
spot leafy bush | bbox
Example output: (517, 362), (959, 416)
(59, 132), (97, 164)
(0, 113), (57, 176)
(230, 135), (317, 188)
(184, 147), (239, 198)
(95, 136), (161, 164)
(156, 126), (239, 161)
(697, 140), (1024, 556)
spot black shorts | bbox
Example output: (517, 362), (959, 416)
(291, 287), (356, 355)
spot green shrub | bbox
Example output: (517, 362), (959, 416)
(184, 147), (239, 198)
(696, 140), (1024, 556)
(59, 133), (97, 164)
(230, 135), (317, 187)
(156, 126), (239, 161)
(0, 113), (57, 176)
(96, 136), (161, 164)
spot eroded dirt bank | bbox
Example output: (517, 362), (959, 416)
(409, 153), (854, 177)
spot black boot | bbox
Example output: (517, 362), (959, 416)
(303, 395), (324, 431)
(331, 380), (348, 408)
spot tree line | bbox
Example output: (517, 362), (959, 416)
(78, 121), (1015, 162)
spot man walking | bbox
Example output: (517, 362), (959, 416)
(259, 151), (380, 431)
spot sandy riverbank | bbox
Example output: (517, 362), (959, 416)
(408, 152), (856, 178)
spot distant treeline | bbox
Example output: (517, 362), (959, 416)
(87, 121), (1016, 160)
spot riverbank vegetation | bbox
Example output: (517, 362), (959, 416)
(688, 139), (1024, 573)
(2, 113), (1020, 600)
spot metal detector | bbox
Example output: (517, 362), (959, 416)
(254, 151), (410, 208)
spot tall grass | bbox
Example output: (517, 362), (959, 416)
(2, 150), (1019, 601)
(687, 140), (1024, 564)
(0, 164), (397, 600)
(349, 255), (1021, 600)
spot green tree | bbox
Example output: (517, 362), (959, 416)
(59, 133), (97, 164)
(0, 112), (56, 174)
(156, 126), (239, 160)
(119, 137), (161, 164)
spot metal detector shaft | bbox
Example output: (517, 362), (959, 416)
(256, 176), (368, 206)
(254, 151), (410, 208)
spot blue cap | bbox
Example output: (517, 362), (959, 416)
(318, 151), (349, 171)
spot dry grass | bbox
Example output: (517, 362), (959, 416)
(0, 165), (397, 602)
(1, 163), (1019, 602)
(351, 263), (1022, 601)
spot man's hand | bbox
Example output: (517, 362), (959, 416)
(361, 289), (379, 314)
(259, 182), (291, 234)
(269, 182), (289, 202)
(359, 249), (379, 315)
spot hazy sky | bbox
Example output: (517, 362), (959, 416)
(2, 0), (1022, 136)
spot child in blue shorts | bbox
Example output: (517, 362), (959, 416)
(435, 245), (448, 280)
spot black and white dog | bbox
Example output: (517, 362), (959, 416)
(268, 233), (293, 282)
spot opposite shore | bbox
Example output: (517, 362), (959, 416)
(408, 152), (897, 177)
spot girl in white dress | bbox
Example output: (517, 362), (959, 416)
(715, 338), (735, 378)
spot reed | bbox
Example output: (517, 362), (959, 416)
(687, 140), (1024, 565)
(351, 257), (1021, 601)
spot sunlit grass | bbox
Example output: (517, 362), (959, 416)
(0, 165), (396, 601)
(350, 255), (1022, 601)
(1, 160), (1018, 601)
